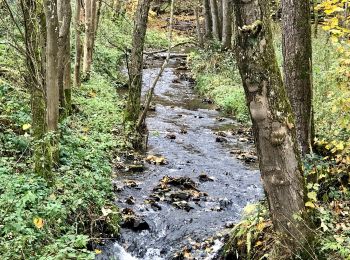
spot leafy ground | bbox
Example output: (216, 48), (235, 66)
(190, 27), (350, 259)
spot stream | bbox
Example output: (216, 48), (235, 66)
(97, 54), (263, 259)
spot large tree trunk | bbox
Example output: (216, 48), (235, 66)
(125, 0), (151, 124)
(209, 0), (221, 40)
(232, 0), (310, 253)
(282, 0), (313, 155)
(58, 0), (72, 115)
(217, 0), (223, 33)
(43, 0), (59, 132)
(82, 0), (95, 80)
(203, 0), (212, 40)
(21, 0), (53, 180)
(74, 0), (83, 88)
(221, 0), (232, 49)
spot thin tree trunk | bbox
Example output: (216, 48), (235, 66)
(233, 0), (311, 254)
(203, 0), (212, 40)
(43, 0), (59, 132)
(83, 0), (94, 80)
(209, 0), (221, 40)
(58, 0), (72, 114)
(125, 0), (151, 124)
(282, 0), (313, 155)
(221, 0), (232, 49)
(217, 0), (223, 33)
(74, 0), (83, 88)
(195, 5), (204, 47)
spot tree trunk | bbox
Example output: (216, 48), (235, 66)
(221, 0), (232, 49)
(232, 0), (310, 253)
(217, 0), (223, 33)
(83, 0), (95, 80)
(282, 0), (313, 155)
(195, 5), (204, 48)
(125, 0), (151, 124)
(58, 0), (72, 115)
(203, 0), (212, 40)
(74, 0), (83, 88)
(43, 0), (59, 132)
(209, 0), (221, 40)
(21, 0), (53, 180)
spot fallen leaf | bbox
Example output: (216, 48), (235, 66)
(95, 249), (102, 254)
(33, 217), (44, 229)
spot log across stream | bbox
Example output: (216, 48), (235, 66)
(97, 54), (263, 259)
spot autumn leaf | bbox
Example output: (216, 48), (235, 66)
(33, 217), (44, 229)
(22, 123), (31, 131)
(95, 249), (102, 254)
(305, 201), (315, 208)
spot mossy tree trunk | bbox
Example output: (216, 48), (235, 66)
(21, 0), (53, 181)
(233, 0), (310, 254)
(125, 0), (151, 124)
(282, 0), (313, 155)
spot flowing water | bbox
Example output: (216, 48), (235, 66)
(97, 55), (263, 259)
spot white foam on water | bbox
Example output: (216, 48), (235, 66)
(112, 243), (164, 260)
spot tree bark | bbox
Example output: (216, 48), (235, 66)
(125, 0), (151, 124)
(209, 0), (221, 40)
(83, 0), (95, 80)
(57, 0), (72, 114)
(74, 0), (83, 88)
(221, 0), (232, 49)
(195, 5), (204, 47)
(282, 0), (313, 155)
(233, 0), (310, 253)
(217, 0), (223, 33)
(203, 0), (212, 40)
(21, 0), (53, 180)
(43, 0), (59, 132)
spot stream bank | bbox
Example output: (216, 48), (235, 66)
(97, 53), (263, 259)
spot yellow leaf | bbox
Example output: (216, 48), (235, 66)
(256, 222), (266, 231)
(305, 201), (315, 208)
(22, 123), (31, 131)
(307, 192), (317, 202)
(95, 249), (102, 254)
(33, 217), (44, 229)
(255, 241), (263, 247)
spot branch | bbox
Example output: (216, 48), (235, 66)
(143, 41), (196, 55)
(136, 0), (175, 130)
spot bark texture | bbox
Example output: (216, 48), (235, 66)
(43, 0), (59, 132)
(209, 0), (221, 40)
(125, 0), (151, 123)
(21, 0), (53, 180)
(233, 0), (309, 252)
(282, 0), (313, 155)
(203, 0), (212, 40)
(195, 5), (204, 47)
(221, 0), (232, 49)
(74, 0), (83, 88)
(83, 0), (95, 80)
(58, 0), (72, 113)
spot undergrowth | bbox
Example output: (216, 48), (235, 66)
(0, 73), (123, 259)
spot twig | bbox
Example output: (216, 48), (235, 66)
(136, 0), (175, 130)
